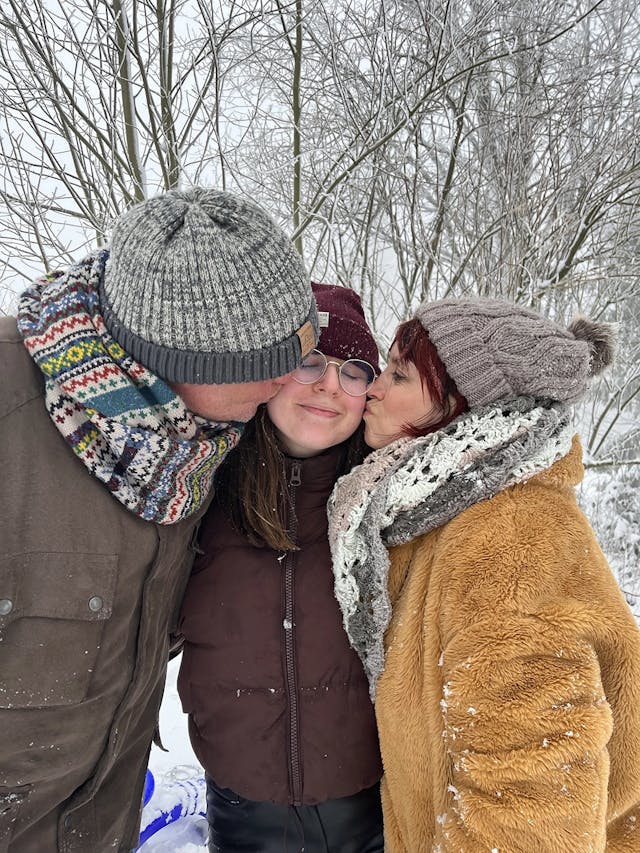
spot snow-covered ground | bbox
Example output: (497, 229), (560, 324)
(138, 656), (208, 852)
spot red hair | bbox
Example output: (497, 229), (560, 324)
(392, 318), (468, 437)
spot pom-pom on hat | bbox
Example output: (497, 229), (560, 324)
(414, 297), (615, 407)
(312, 283), (380, 372)
(100, 187), (318, 384)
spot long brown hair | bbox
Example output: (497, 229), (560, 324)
(214, 405), (368, 550)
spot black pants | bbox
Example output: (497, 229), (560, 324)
(206, 777), (384, 853)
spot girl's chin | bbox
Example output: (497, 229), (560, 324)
(278, 428), (346, 458)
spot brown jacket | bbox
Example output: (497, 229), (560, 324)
(375, 440), (640, 851)
(178, 448), (382, 805)
(0, 317), (208, 852)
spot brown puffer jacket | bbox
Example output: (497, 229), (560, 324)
(178, 446), (382, 806)
(0, 317), (208, 852)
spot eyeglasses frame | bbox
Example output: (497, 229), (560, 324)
(290, 349), (376, 397)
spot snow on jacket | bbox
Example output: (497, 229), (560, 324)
(371, 439), (640, 851)
(0, 317), (209, 852)
(178, 446), (382, 805)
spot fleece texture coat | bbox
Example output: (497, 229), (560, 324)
(374, 440), (640, 852)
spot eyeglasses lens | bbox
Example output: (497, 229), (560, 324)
(292, 351), (375, 396)
(339, 361), (375, 395)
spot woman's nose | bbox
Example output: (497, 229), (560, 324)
(367, 374), (385, 399)
(315, 363), (341, 393)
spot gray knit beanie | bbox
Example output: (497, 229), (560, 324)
(414, 297), (616, 407)
(99, 187), (318, 384)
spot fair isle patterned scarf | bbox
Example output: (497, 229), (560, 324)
(328, 399), (575, 699)
(17, 251), (242, 524)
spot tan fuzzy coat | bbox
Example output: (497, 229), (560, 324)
(375, 438), (640, 852)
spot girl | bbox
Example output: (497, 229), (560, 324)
(178, 284), (385, 852)
(328, 297), (640, 851)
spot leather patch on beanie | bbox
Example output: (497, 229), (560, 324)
(296, 320), (316, 357)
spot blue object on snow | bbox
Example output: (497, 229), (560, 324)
(143, 769), (155, 807)
(136, 771), (207, 850)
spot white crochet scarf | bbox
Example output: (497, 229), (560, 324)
(327, 397), (574, 699)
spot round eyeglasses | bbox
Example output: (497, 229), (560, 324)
(291, 349), (376, 397)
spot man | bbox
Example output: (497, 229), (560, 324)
(0, 187), (318, 851)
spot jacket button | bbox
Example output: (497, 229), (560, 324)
(88, 596), (104, 612)
(0, 599), (13, 616)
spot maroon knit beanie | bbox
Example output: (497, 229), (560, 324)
(311, 282), (380, 372)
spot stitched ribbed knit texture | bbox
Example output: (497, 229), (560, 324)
(313, 283), (380, 370)
(17, 253), (242, 524)
(415, 298), (600, 405)
(100, 187), (317, 383)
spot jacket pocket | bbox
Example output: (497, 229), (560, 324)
(0, 552), (118, 708)
(0, 785), (30, 853)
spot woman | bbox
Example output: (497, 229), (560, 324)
(328, 298), (640, 851)
(178, 283), (385, 852)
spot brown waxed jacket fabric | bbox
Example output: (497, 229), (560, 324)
(178, 447), (382, 806)
(0, 317), (209, 852)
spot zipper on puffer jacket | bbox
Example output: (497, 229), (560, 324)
(283, 460), (302, 805)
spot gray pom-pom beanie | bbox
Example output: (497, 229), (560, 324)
(99, 187), (318, 384)
(414, 297), (616, 407)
